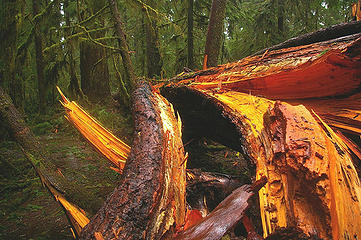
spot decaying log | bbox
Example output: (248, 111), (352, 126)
(80, 80), (187, 239)
(186, 169), (245, 214)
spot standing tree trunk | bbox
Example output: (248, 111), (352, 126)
(187, 0), (194, 69)
(80, 39), (110, 102)
(64, 0), (81, 98)
(79, 1), (111, 103)
(204, 0), (227, 68)
(0, 0), (23, 109)
(143, 0), (162, 78)
(108, 0), (136, 102)
(277, 0), (284, 36)
(32, 0), (47, 114)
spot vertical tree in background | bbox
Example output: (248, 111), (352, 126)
(79, 0), (111, 102)
(108, 0), (136, 103)
(143, 0), (162, 78)
(0, 0), (23, 109)
(277, 0), (285, 36)
(204, 0), (227, 68)
(32, 0), (47, 113)
(64, 0), (81, 98)
(187, 0), (194, 69)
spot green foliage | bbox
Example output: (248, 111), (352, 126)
(32, 122), (53, 135)
(223, 0), (355, 60)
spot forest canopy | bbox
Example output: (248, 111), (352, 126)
(0, 0), (357, 112)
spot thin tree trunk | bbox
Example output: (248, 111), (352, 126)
(32, 0), (47, 114)
(204, 0), (227, 68)
(64, 0), (81, 98)
(108, 0), (136, 100)
(277, 0), (284, 36)
(187, 0), (194, 69)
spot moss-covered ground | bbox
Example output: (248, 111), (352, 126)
(0, 103), (132, 239)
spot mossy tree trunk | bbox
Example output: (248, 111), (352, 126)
(79, 1), (111, 103)
(32, 0), (47, 114)
(0, 86), (103, 215)
(64, 0), (82, 98)
(0, 0), (24, 110)
(108, 0), (136, 105)
(204, 0), (227, 68)
(143, 0), (162, 78)
(187, 0), (194, 69)
(80, 39), (111, 103)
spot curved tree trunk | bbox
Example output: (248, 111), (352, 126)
(80, 80), (187, 239)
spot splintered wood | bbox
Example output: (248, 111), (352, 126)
(169, 34), (361, 137)
(162, 86), (361, 239)
(162, 33), (361, 239)
(57, 87), (130, 172)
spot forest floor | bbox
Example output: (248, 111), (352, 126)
(0, 102), (254, 239)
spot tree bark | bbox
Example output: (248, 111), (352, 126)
(204, 0), (227, 68)
(80, 80), (187, 239)
(187, 0), (194, 69)
(108, 0), (136, 100)
(32, 0), (47, 114)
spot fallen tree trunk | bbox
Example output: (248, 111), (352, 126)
(167, 32), (361, 140)
(161, 26), (361, 238)
(80, 80), (187, 239)
(161, 86), (361, 239)
(0, 87), (94, 237)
